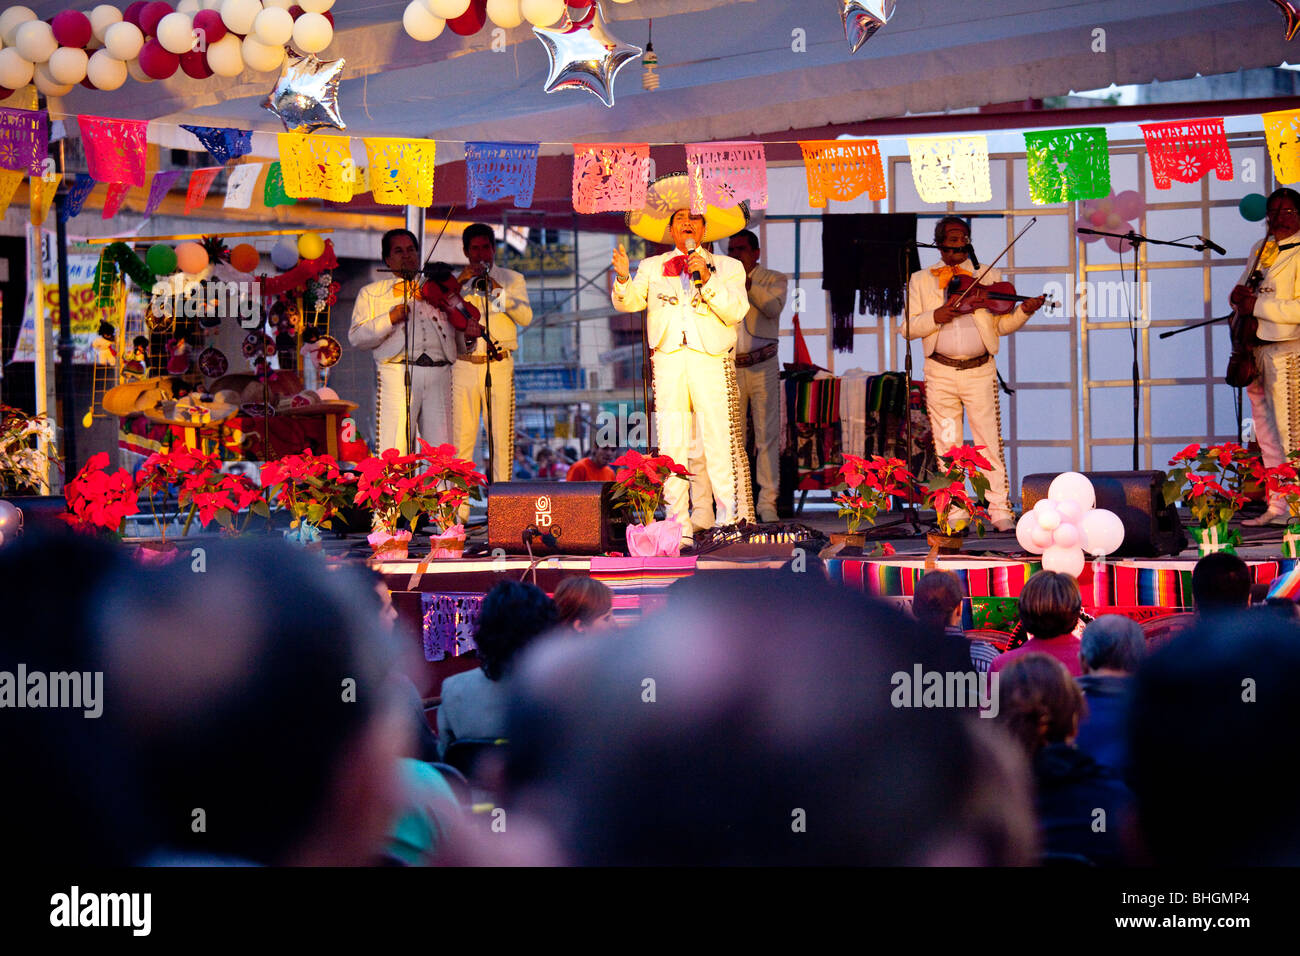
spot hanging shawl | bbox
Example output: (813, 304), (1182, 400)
(821, 213), (919, 353)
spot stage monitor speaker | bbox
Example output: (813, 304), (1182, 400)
(487, 481), (625, 556)
(1021, 470), (1188, 558)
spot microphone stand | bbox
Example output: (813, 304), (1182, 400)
(381, 267), (419, 453)
(468, 268), (505, 487)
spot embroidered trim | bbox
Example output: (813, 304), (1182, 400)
(725, 357), (755, 522)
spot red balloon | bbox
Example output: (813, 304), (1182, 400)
(180, 48), (213, 79)
(139, 38), (180, 79)
(193, 9), (227, 45)
(52, 10), (93, 49)
(124, 2), (149, 28)
(140, 1), (175, 38)
(322, 11), (333, 27)
(448, 0), (488, 35)
(81, 76), (99, 90)
(289, 5), (304, 18)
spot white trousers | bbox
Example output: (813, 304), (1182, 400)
(688, 355), (780, 525)
(375, 361), (452, 454)
(654, 349), (753, 532)
(923, 356), (1012, 520)
(452, 356), (515, 483)
(1247, 339), (1300, 507)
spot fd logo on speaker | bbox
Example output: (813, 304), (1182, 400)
(534, 496), (552, 528)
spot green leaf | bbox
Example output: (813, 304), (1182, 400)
(252, 501), (271, 518)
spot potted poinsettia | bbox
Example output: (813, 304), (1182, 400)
(352, 447), (417, 559)
(260, 450), (356, 549)
(399, 440), (486, 558)
(60, 453), (139, 539)
(1262, 455), (1300, 557)
(832, 454), (912, 549)
(1163, 442), (1256, 556)
(920, 445), (993, 562)
(610, 449), (690, 556)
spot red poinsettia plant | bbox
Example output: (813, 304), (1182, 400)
(135, 449), (266, 539)
(1162, 442), (1258, 528)
(609, 449), (690, 526)
(60, 453), (139, 536)
(835, 455), (912, 533)
(921, 444), (993, 536)
(353, 442), (486, 534)
(1262, 451), (1300, 524)
(260, 450), (356, 531)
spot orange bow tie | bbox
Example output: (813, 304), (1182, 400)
(930, 264), (973, 289)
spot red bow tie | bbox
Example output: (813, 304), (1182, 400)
(663, 254), (689, 277)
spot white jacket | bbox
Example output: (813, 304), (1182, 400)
(1243, 238), (1300, 343)
(349, 278), (461, 364)
(612, 249), (749, 355)
(900, 265), (1030, 357)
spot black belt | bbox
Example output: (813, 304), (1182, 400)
(389, 354), (451, 367)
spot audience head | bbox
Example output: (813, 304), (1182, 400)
(475, 580), (558, 680)
(553, 577), (614, 634)
(1128, 614), (1300, 864)
(913, 570), (964, 632)
(94, 538), (412, 866)
(1191, 551), (1251, 613)
(505, 572), (1036, 865)
(590, 445), (616, 468)
(1079, 614), (1146, 675)
(996, 653), (1086, 757)
(1018, 570), (1082, 639)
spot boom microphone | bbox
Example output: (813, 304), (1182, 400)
(1199, 236), (1227, 256)
(965, 244), (980, 269)
(685, 237), (703, 289)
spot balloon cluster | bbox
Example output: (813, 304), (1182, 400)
(0, 1), (336, 96)
(138, 231), (321, 277)
(1015, 472), (1125, 579)
(403, 0), (633, 41)
(1075, 190), (1145, 254)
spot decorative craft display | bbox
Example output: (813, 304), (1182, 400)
(839, 0), (897, 54)
(30, 171), (60, 226)
(143, 169), (181, 217)
(1140, 119), (1233, 189)
(1023, 127), (1111, 203)
(907, 135), (991, 203)
(533, 0), (641, 108)
(60, 173), (96, 221)
(799, 139), (886, 208)
(223, 162), (263, 209)
(180, 125), (254, 165)
(278, 133), (354, 202)
(363, 137), (436, 207)
(78, 114), (148, 187)
(0, 107), (47, 176)
(102, 181), (131, 219)
(262, 50), (347, 134)
(264, 161), (298, 207)
(1262, 108), (1300, 185)
(685, 141), (768, 214)
(184, 167), (222, 214)
(571, 142), (649, 213)
(465, 141), (539, 208)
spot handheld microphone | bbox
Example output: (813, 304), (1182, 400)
(685, 237), (703, 289)
(1199, 236), (1227, 256)
(965, 244), (980, 269)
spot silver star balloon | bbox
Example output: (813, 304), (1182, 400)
(533, 1), (641, 108)
(841, 0), (897, 54)
(262, 49), (347, 133)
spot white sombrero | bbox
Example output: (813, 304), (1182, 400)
(626, 173), (750, 245)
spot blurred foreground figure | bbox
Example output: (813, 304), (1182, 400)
(94, 539), (413, 866)
(503, 571), (1036, 865)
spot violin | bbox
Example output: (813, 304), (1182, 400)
(1225, 232), (1269, 389)
(944, 274), (1057, 315)
(419, 275), (482, 337)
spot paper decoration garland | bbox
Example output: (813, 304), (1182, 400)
(144, 169), (182, 217)
(185, 167), (222, 213)
(363, 137), (436, 207)
(102, 181), (130, 219)
(798, 139), (886, 209)
(466, 141), (539, 209)
(1140, 120), (1233, 189)
(60, 173), (96, 221)
(30, 172), (60, 226)
(0, 168), (24, 217)
(907, 136), (992, 203)
(278, 133), (353, 202)
(263, 161), (297, 207)
(224, 162), (262, 210)
(1024, 127), (1111, 204)
(685, 141), (768, 214)
(180, 125), (254, 166)
(572, 143), (649, 214)
(78, 114), (148, 188)
(0, 107), (48, 177)
(1262, 109), (1300, 185)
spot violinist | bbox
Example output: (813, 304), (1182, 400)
(1235, 187), (1300, 527)
(349, 228), (462, 454)
(902, 216), (1046, 533)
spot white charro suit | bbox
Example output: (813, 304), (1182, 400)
(613, 249), (755, 531)
(901, 265), (1030, 521)
(1243, 237), (1300, 509)
(349, 278), (462, 454)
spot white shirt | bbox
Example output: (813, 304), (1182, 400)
(348, 278), (458, 364)
(460, 264), (534, 357)
(934, 313), (986, 359)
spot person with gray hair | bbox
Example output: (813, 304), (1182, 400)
(1074, 614), (1146, 775)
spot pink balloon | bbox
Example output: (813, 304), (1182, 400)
(1105, 212), (1124, 229)
(1076, 216), (1102, 243)
(1089, 210), (1107, 227)
(1041, 545), (1085, 578)
(1030, 525), (1055, 550)
(1106, 234), (1133, 255)
(1057, 500), (1083, 523)
(1114, 189), (1144, 221)
(52, 11), (93, 48)
(1016, 512), (1044, 553)
(1052, 523), (1080, 549)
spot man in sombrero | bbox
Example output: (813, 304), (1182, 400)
(612, 175), (755, 544)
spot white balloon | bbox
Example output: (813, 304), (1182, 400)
(157, 12), (197, 55)
(127, 56), (155, 82)
(15, 21), (57, 64)
(486, 0), (523, 28)
(1047, 471), (1097, 510)
(0, 8), (37, 48)
(427, 0), (472, 16)
(206, 32), (243, 75)
(262, 0), (294, 8)
(90, 4), (124, 43)
(1036, 505), (1061, 531)
(1041, 545), (1085, 578)
(1016, 512), (1045, 554)
(33, 62), (73, 96)
(202, 0), (225, 9)
(1030, 524), (1055, 550)
(86, 49), (128, 90)
(299, 0), (336, 11)
(404, 2), (446, 41)
(241, 34), (284, 71)
(271, 236), (300, 270)
(520, 0), (564, 26)
(178, 0), (203, 14)
(222, 0), (264, 37)
(0, 48), (36, 90)
(291, 12), (332, 53)
(105, 21), (145, 60)
(1056, 499), (1083, 523)
(47, 47), (88, 85)
(253, 7), (293, 46)
(1080, 508), (1125, 557)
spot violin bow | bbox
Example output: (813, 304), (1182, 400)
(951, 216), (1039, 308)
(421, 203), (459, 275)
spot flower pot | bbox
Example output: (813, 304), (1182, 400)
(429, 524), (466, 559)
(1191, 522), (1238, 557)
(1284, 522), (1300, 559)
(819, 530), (867, 559)
(285, 521), (324, 550)
(368, 528), (412, 560)
(135, 540), (181, 566)
(625, 519), (685, 557)
(925, 532), (963, 570)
